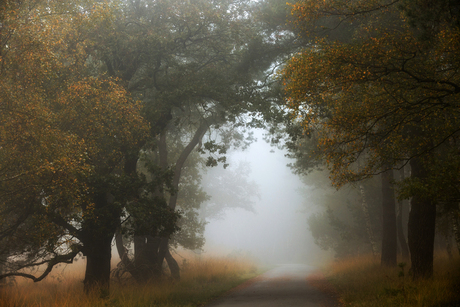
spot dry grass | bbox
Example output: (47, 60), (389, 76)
(324, 252), (460, 307)
(0, 253), (260, 307)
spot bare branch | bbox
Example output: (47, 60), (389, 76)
(0, 248), (81, 282)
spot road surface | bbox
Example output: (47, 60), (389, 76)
(206, 264), (340, 307)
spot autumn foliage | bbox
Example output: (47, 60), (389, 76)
(282, 0), (460, 278)
(283, 4), (460, 187)
(0, 0), (149, 285)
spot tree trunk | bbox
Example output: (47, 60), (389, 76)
(359, 183), (378, 256)
(132, 121), (212, 282)
(165, 249), (180, 281)
(381, 169), (397, 267)
(115, 231), (145, 282)
(83, 235), (113, 295)
(133, 235), (163, 282)
(408, 156), (436, 279)
(82, 193), (121, 294)
(397, 167), (410, 260)
(131, 130), (169, 282)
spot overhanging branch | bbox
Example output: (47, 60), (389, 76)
(0, 248), (81, 282)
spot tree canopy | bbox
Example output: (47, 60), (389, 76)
(0, 0), (296, 291)
(0, 0), (154, 291)
(281, 0), (460, 277)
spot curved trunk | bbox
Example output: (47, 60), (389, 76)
(168, 120), (211, 211)
(408, 156), (436, 279)
(115, 231), (145, 282)
(165, 249), (180, 281)
(381, 169), (397, 267)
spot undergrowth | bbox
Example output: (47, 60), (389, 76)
(325, 253), (460, 307)
(0, 254), (260, 307)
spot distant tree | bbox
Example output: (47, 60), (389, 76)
(304, 171), (382, 258)
(200, 161), (260, 221)
(279, 124), (384, 259)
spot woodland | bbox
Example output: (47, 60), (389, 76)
(0, 0), (459, 299)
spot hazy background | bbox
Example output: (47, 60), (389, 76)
(203, 130), (331, 265)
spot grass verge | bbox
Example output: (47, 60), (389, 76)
(0, 254), (262, 307)
(324, 253), (460, 307)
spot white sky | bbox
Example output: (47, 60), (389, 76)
(203, 129), (331, 265)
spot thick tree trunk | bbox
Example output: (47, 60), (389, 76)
(359, 183), (378, 256)
(82, 192), (121, 294)
(397, 167), (410, 260)
(83, 235), (113, 294)
(131, 130), (169, 282)
(133, 235), (162, 282)
(381, 169), (397, 267)
(408, 156), (436, 279)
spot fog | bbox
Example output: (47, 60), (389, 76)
(202, 130), (331, 265)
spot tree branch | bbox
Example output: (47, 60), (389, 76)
(169, 115), (220, 210)
(0, 248), (81, 282)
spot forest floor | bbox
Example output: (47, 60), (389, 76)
(322, 252), (460, 307)
(0, 252), (263, 307)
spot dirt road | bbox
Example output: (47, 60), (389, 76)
(206, 264), (340, 307)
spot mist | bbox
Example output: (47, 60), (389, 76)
(202, 130), (331, 265)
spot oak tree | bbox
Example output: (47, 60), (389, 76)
(0, 0), (160, 293)
(98, 0), (294, 281)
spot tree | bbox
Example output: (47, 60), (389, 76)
(200, 161), (260, 220)
(280, 123), (384, 258)
(0, 0), (166, 294)
(304, 170), (383, 258)
(0, 0), (92, 281)
(282, 0), (460, 277)
(97, 0), (295, 282)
